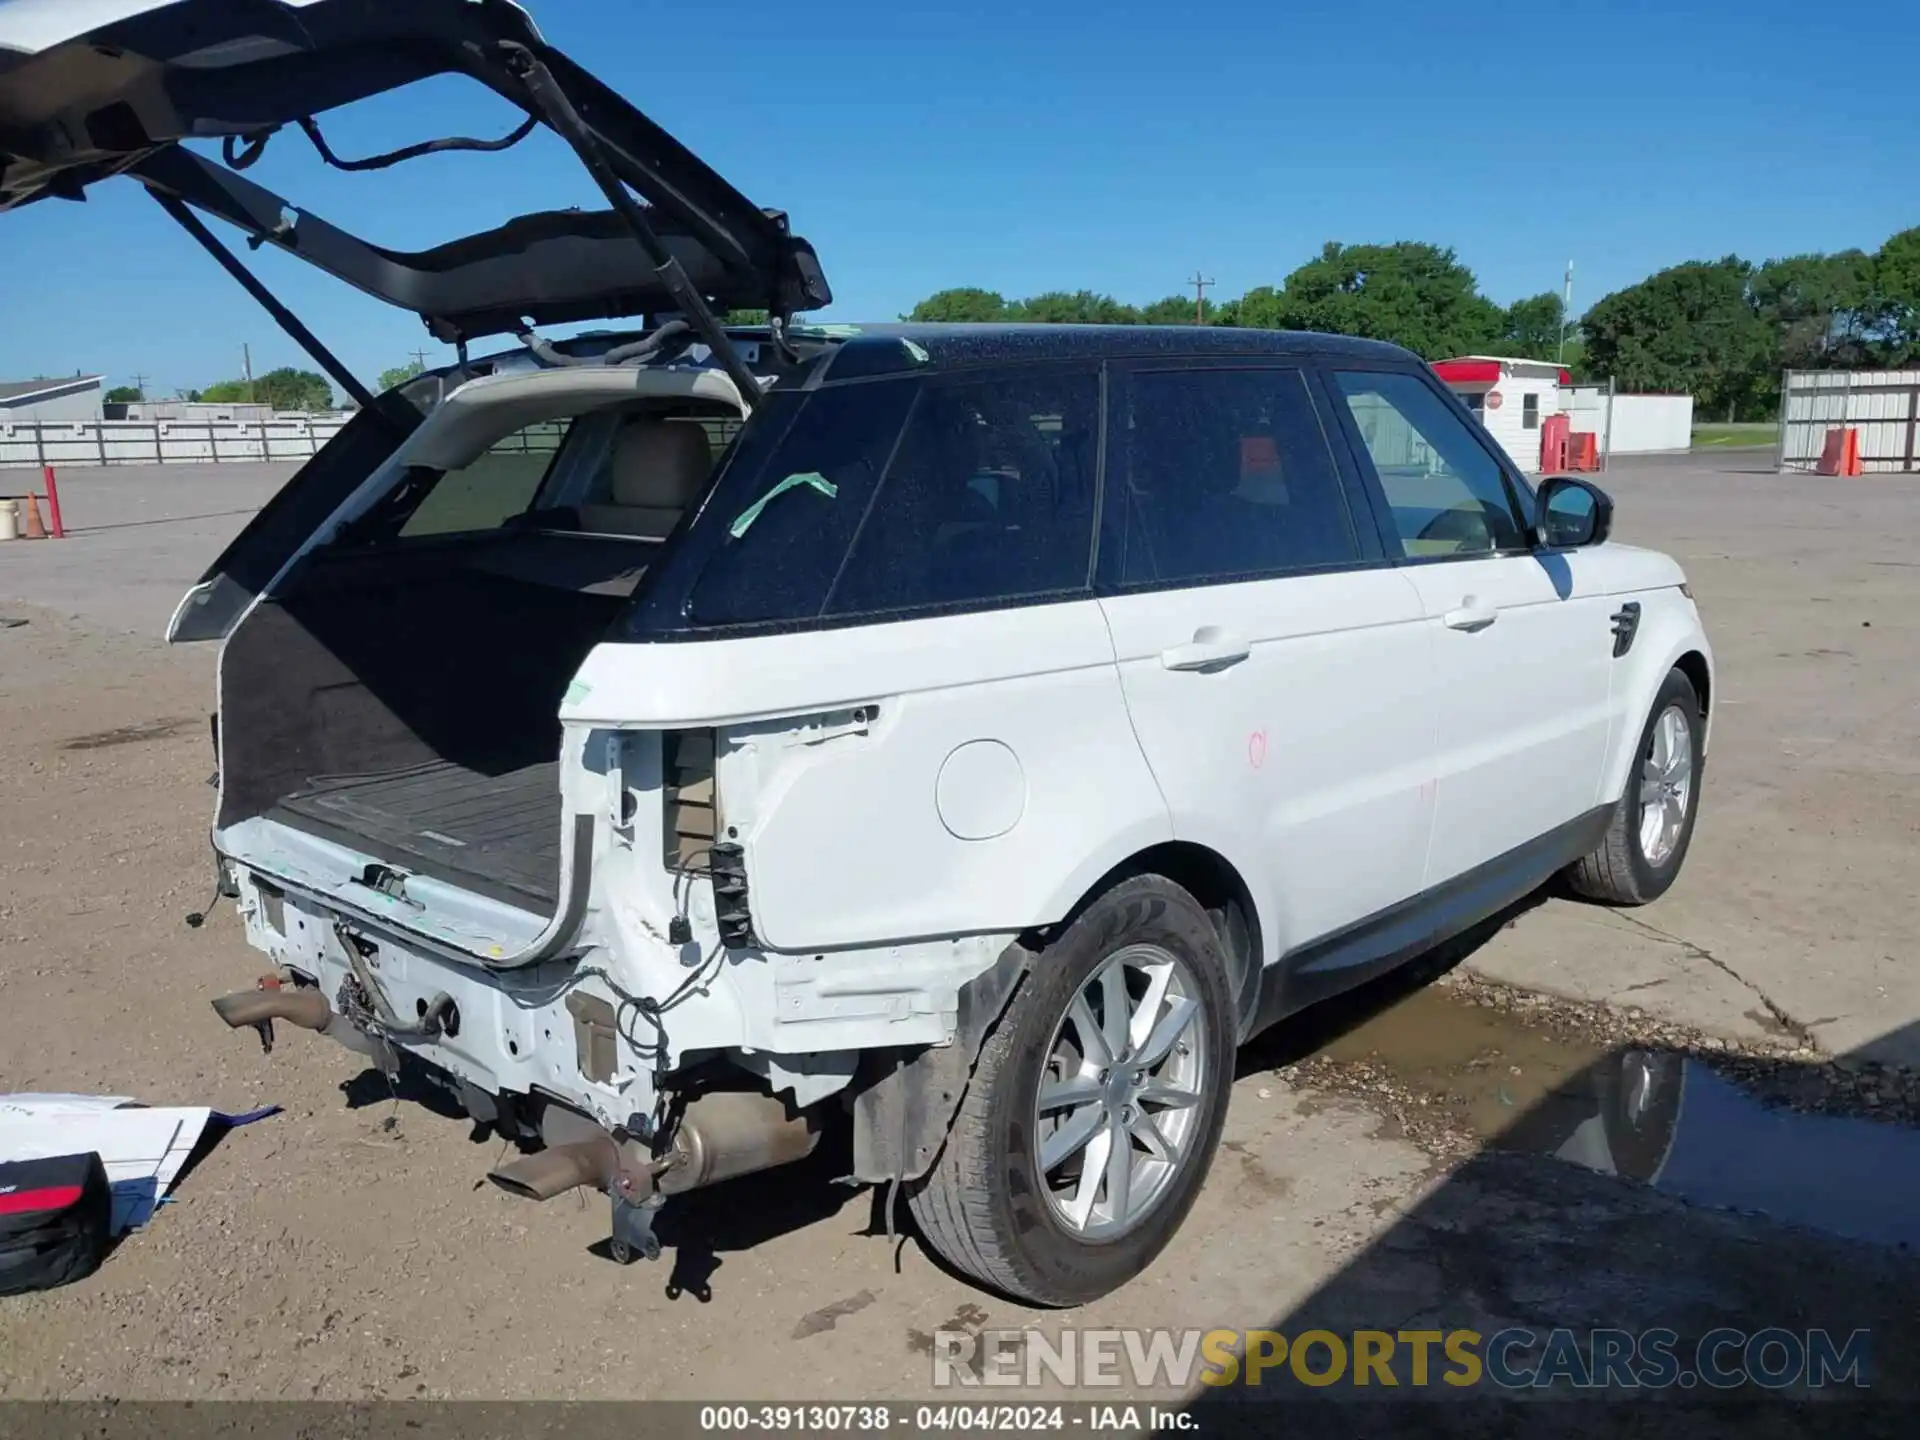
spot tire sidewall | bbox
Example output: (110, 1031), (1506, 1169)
(1622, 670), (1706, 899)
(987, 878), (1236, 1304)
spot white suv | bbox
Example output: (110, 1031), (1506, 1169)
(4, 1), (1712, 1305)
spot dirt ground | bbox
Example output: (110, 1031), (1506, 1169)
(2, 453), (1918, 1423)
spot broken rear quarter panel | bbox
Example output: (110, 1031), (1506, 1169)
(561, 601), (1172, 952)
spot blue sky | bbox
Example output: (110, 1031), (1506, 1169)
(2, 0), (1914, 399)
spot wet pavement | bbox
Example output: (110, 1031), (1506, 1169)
(1189, 961), (1920, 1433)
(1302, 977), (1920, 1251)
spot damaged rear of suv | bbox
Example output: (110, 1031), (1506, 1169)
(6, 0), (1715, 1308)
(6, 0), (1165, 1299)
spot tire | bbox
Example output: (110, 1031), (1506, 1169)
(1566, 667), (1705, 905)
(907, 874), (1237, 1306)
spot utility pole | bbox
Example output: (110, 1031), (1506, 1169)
(409, 348), (429, 371)
(1558, 261), (1574, 366)
(130, 372), (149, 400)
(1189, 270), (1214, 325)
(242, 342), (255, 404)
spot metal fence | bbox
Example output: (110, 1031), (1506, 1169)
(1778, 369), (1920, 474)
(0, 416), (351, 469)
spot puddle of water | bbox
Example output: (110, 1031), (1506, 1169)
(1314, 984), (1920, 1252)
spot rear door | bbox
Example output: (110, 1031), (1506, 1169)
(1322, 367), (1613, 887)
(1095, 362), (1437, 971)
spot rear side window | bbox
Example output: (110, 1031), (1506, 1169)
(824, 369), (1099, 616)
(683, 366), (1100, 628)
(1103, 367), (1359, 586)
(684, 380), (918, 627)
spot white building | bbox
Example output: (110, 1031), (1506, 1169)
(1432, 356), (1568, 472)
(1563, 385), (1694, 457)
(0, 374), (104, 423)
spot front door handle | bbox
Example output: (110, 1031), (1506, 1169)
(1443, 598), (1499, 632)
(1160, 626), (1252, 672)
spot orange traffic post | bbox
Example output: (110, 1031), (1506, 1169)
(41, 464), (64, 538)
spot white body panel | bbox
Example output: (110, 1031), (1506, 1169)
(626, 603), (1173, 952)
(1097, 569), (1436, 964)
(1399, 553), (1615, 885)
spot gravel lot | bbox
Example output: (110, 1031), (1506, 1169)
(1, 451), (1916, 1423)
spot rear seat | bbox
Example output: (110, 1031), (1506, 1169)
(577, 417), (712, 538)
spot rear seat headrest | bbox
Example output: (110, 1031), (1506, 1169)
(608, 418), (712, 509)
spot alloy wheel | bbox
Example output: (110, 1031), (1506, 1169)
(1032, 943), (1210, 1240)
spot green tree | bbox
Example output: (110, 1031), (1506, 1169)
(1242, 242), (1506, 358)
(722, 308), (771, 326)
(905, 287), (1011, 323)
(1866, 227), (1920, 364)
(199, 368), (333, 411)
(1008, 290), (1139, 324)
(105, 384), (144, 403)
(1137, 295), (1218, 325)
(1583, 258), (1773, 420)
(378, 358), (426, 392)
(1499, 293), (1566, 360)
(1750, 251), (1874, 369)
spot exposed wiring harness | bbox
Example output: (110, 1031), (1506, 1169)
(222, 114), (539, 174)
(515, 319), (694, 369)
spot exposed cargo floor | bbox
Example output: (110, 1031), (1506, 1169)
(271, 760), (562, 912)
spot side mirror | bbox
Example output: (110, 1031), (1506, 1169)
(1536, 476), (1613, 549)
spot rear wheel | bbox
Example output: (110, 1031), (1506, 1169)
(908, 875), (1236, 1305)
(1566, 667), (1704, 905)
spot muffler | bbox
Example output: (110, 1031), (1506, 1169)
(658, 1089), (822, 1195)
(486, 1089), (821, 1203)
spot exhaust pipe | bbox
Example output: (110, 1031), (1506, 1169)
(487, 1138), (622, 1202)
(211, 985), (333, 1033)
(487, 1090), (821, 1203)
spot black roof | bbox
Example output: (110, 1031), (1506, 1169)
(803, 323), (1421, 381)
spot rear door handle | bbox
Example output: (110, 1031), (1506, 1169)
(1443, 598), (1499, 632)
(1160, 626), (1252, 671)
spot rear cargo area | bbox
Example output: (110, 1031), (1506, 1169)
(216, 533), (642, 913)
(271, 758), (564, 907)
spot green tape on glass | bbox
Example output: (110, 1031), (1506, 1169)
(729, 471), (838, 538)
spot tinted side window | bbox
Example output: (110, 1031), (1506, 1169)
(685, 380), (918, 627)
(824, 369), (1099, 616)
(1331, 370), (1526, 557)
(1106, 367), (1359, 586)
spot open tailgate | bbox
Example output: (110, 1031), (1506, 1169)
(0, 0), (831, 339)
